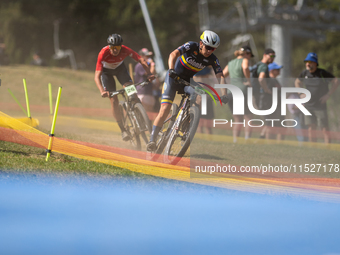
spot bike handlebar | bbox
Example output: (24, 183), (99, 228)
(109, 80), (149, 97)
(175, 77), (222, 102)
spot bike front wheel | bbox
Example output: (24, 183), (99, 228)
(163, 105), (200, 164)
(146, 103), (178, 161)
(155, 103), (178, 154)
(119, 102), (141, 150)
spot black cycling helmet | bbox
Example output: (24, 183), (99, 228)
(107, 34), (123, 46)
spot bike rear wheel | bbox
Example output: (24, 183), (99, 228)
(119, 102), (141, 150)
(163, 105), (200, 164)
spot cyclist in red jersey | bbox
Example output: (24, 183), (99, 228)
(94, 34), (154, 141)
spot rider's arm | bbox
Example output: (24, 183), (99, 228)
(94, 70), (109, 97)
(94, 49), (110, 97)
(168, 49), (181, 69)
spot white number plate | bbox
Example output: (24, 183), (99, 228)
(124, 85), (138, 96)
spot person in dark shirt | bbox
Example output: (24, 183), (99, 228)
(295, 52), (339, 143)
(264, 62), (284, 140)
(255, 48), (276, 139)
(254, 48), (276, 109)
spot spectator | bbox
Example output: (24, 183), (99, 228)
(134, 48), (157, 112)
(287, 93), (307, 142)
(30, 51), (46, 66)
(254, 48), (276, 139)
(263, 62), (284, 140)
(222, 45), (253, 142)
(254, 48), (276, 106)
(295, 52), (339, 144)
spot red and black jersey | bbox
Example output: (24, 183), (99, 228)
(96, 45), (140, 71)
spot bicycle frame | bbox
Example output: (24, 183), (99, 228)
(110, 81), (149, 131)
(171, 96), (190, 133)
(110, 81), (151, 149)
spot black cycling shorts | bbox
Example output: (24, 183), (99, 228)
(161, 70), (195, 105)
(100, 64), (132, 92)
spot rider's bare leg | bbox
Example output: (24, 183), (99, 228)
(149, 103), (172, 143)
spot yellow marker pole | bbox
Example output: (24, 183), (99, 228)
(129, 63), (135, 84)
(7, 88), (27, 116)
(22, 79), (31, 119)
(46, 87), (62, 162)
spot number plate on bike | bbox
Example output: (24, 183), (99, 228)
(124, 85), (138, 96)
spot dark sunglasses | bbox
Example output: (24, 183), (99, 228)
(204, 45), (216, 51)
(268, 54), (276, 58)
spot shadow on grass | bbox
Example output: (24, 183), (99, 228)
(191, 154), (225, 160)
(0, 148), (29, 156)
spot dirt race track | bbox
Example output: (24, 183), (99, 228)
(1, 102), (340, 202)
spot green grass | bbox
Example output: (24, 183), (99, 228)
(0, 141), (228, 194)
(0, 65), (104, 108)
(0, 140), (149, 179)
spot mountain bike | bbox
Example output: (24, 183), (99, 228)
(110, 81), (152, 151)
(149, 77), (218, 164)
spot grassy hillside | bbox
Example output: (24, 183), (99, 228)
(0, 65), (148, 179)
(0, 65), (110, 108)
